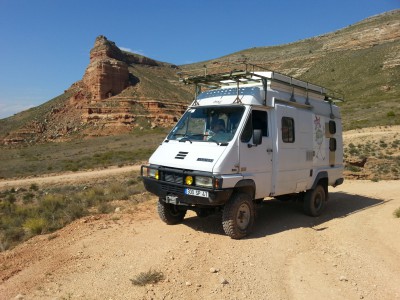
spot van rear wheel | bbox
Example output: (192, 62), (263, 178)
(222, 193), (255, 239)
(157, 199), (186, 225)
(303, 185), (326, 217)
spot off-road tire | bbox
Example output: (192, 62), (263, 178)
(157, 199), (186, 225)
(303, 185), (327, 217)
(222, 193), (255, 239)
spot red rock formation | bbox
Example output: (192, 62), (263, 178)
(82, 36), (130, 101)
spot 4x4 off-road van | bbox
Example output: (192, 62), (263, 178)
(141, 64), (344, 239)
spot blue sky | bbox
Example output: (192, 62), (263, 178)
(0, 0), (398, 119)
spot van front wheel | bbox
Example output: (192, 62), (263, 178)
(158, 199), (186, 225)
(303, 185), (326, 217)
(222, 193), (255, 239)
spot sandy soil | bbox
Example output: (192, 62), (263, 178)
(1, 179), (399, 300)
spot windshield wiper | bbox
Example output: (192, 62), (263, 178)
(207, 138), (228, 146)
(179, 136), (192, 143)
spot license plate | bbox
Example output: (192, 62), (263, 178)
(185, 188), (209, 198)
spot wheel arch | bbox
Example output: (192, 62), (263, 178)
(312, 171), (328, 189)
(311, 171), (329, 200)
(233, 179), (256, 199)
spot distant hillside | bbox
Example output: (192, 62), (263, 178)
(1, 10), (399, 144)
(184, 10), (400, 130)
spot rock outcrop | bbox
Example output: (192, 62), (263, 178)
(82, 36), (130, 101)
(1, 35), (191, 144)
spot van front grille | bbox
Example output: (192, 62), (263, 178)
(164, 173), (183, 184)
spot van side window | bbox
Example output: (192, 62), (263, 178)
(252, 110), (268, 137)
(282, 117), (295, 143)
(329, 120), (336, 134)
(241, 110), (268, 143)
(240, 113), (252, 143)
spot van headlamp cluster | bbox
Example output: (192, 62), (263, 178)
(195, 176), (213, 188)
(145, 167), (159, 180)
(184, 175), (213, 188)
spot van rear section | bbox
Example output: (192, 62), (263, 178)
(141, 63), (344, 239)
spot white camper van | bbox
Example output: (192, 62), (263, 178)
(141, 64), (344, 239)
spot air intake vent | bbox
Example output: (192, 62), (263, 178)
(175, 151), (189, 159)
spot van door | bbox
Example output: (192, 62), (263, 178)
(274, 103), (313, 195)
(238, 109), (273, 199)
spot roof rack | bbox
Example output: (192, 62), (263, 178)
(178, 62), (344, 103)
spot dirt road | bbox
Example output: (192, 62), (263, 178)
(1, 179), (399, 300)
(0, 165), (142, 190)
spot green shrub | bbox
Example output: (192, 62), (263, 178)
(387, 111), (395, 117)
(80, 188), (105, 206)
(346, 165), (362, 172)
(64, 202), (88, 222)
(40, 194), (65, 212)
(394, 207), (400, 218)
(22, 193), (35, 204)
(97, 202), (114, 214)
(30, 183), (39, 191)
(23, 217), (47, 235)
(6, 194), (17, 204)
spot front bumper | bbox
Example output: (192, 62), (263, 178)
(141, 167), (233, 206)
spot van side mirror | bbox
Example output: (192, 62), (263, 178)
(248, 129), (262, 148)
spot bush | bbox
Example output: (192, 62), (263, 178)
(346, 165), (362, 172)
(130, 269), (164, 286)
(30, 183), (39, 191)
(22, 192), (35, 204)
(394, 207), (400, 218)
(23, 217), (47, 235)
(97, 202), (114, 214)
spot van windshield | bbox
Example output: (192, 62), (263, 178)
(167, 106), (245, 143)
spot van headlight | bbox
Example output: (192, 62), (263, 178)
(146, 167), (159, 180)
(185, 175), (194, 185)
(195, 176), (212, 188)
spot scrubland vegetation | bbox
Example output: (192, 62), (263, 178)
(0, 172), (148, 251)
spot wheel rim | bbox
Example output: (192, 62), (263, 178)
(236, 203), (251, 230)
(314, 191), (324, 211)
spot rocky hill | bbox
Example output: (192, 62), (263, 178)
(0, 10), (399, 144)
(0, 36), (192, 144)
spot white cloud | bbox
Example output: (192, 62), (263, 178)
(119, 47), (133, 52)
(119, 47), (146, 56)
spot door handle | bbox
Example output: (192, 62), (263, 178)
(267, 149), (273, 153)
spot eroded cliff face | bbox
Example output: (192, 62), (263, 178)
(82, 36), (130, 101)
